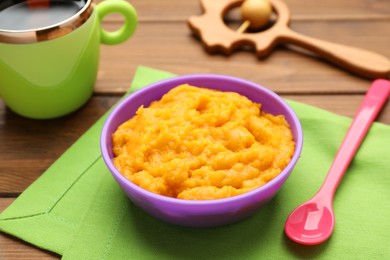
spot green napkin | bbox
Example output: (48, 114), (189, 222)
(1, 66), (389, 259)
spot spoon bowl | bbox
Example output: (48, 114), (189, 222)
(285, 198), (334, 245)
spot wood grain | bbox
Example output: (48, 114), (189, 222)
(96, 20), (390, 94)
(0, 96), (119, 194)
(97, 0), (390, 21)
(1, 0), (389, 258)
(0, 199), (59, 259)
(0, 232), (59, 260)
(187, 0), (390, 79)
(1, 94), (388, 194)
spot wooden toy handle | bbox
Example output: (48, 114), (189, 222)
(279, 28), (390, 79)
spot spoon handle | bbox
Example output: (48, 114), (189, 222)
(320, 79), (390, 198)
(279, 28), (390, 79)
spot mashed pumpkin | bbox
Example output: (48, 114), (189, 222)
(112, 84), (295, 200)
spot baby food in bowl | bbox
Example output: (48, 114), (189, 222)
(112, 84), (295, 200)
(101, 74), (303, 227)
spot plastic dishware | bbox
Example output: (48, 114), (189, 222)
(0, 0), (137, 119)
(284, 79), (390, 245)
(101, 74), (303, 227)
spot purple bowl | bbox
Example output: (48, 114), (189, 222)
(101, 74), (303, 227)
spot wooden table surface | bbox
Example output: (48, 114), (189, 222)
(1, 0), (389, 258)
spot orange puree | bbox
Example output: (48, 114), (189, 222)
(112, 84), (295, 200)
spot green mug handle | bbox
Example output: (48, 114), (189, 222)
(96, 0), (138, 45)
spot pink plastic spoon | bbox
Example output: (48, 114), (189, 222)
(285, 79), (390, 245)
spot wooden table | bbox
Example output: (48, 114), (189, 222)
(1, 0), (389, 258)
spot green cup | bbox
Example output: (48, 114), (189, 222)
(0, 0), (137, 119)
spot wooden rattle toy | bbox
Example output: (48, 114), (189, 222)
(188, 0), (390, 79)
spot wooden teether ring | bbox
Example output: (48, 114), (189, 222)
(188, 0), (390, 79)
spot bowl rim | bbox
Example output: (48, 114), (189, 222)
(100, 74), (303, 206)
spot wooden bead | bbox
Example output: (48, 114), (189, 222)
(240, 0), (272, 30)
